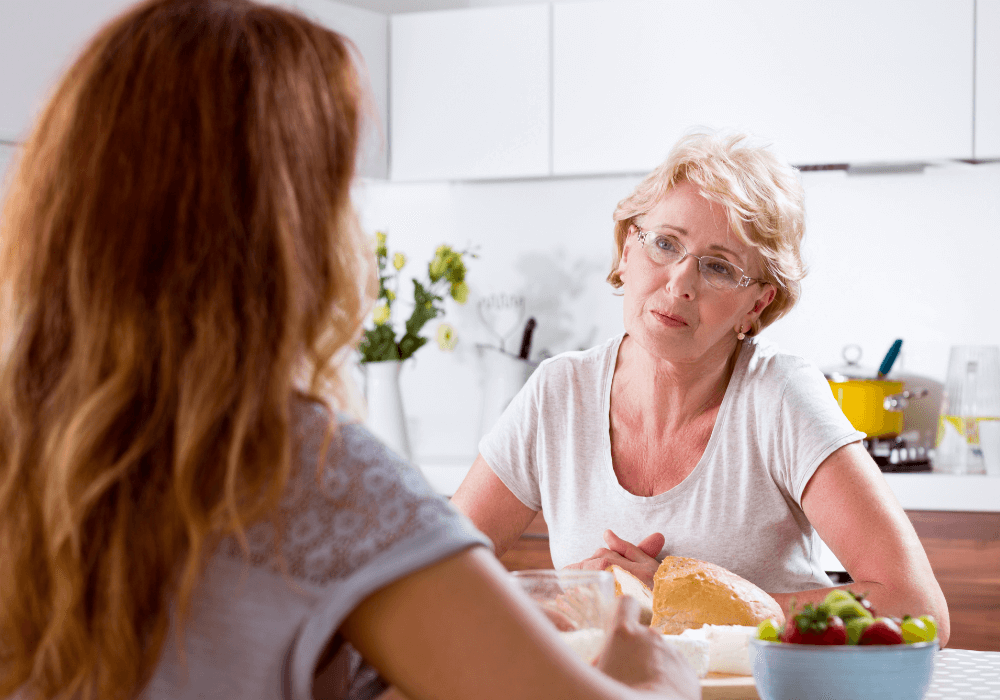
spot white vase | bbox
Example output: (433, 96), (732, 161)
(364, 359), (412, 461)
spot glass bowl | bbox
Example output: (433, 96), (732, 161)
(511, 569), (616, 663)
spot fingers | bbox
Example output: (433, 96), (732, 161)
(636, 532), (665, 559)
(604, 529), (663, 563)
(609, 594), (641, 630)
(563, 548), (632, 573)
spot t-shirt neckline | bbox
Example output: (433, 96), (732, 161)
(601, 333), (752, 504)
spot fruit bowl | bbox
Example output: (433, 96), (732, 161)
(750, 638), (938, 700)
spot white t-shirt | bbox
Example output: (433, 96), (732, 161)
(479, 333), (865, 594)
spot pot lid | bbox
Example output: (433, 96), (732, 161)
(824, 344), (882, 381)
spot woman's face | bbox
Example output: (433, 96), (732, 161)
(617, 181), (776, 366)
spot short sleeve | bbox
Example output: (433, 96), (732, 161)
(268, 406), (493, 700)
(771, 364), (866, 504)
(477, 362), (547, 511)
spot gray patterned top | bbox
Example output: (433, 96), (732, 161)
(139, 399), (491, 700)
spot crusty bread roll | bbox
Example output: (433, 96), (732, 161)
(650, 556), (784, 635)
(606, 565), (654, 626)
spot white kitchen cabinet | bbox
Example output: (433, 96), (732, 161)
(0, 0), (137, 143)
(390, 5), (551, 181)
(553, 0), (974, 175)
(976, 0), (1000, 159)
(0, 0), (388, 178)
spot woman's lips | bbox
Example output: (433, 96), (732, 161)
(653, 310), (688, 327)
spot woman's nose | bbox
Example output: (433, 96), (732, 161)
(665, 255), (699, 298)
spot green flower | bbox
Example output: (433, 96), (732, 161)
(428, 244), (452, 282)
(359, 233), (475, 363)
(450, 281), (469, 304)
(436, 323), (458, 351)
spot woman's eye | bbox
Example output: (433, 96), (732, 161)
(655, 236), (679, 253)
(706, 261), (734, 276)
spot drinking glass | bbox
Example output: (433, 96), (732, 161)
(935, 345), (1000, 475)
(511, 569), (616, 664)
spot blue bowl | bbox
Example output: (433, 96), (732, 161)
(750, 638), (938, 700)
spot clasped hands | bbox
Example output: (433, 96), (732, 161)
(563, 529), (664, 590)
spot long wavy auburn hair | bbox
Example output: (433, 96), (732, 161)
(0, 1), (375, 698)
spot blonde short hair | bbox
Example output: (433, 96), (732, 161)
(608, 132), (806, 335)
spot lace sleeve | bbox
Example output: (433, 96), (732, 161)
(220, 404), (480, 585)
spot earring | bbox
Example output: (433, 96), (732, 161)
(737, 325), (746, 341)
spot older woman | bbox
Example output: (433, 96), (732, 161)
(0, 2), (700, 699)
(452, 132), (950, 646)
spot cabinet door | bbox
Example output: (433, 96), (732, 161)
(390, 6), (550, 181)
(977, 0), (1000, 159)
(0, 0), (136, 143)
(553, 0), (974, 175)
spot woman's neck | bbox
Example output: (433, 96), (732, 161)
(613, 334), (743, 434)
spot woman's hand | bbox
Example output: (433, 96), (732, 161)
(563, 529), (664, 589)
(596, 596), (701, 696)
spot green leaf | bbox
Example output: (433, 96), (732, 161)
(406, 280), (443, 338)
(358, 324), (399, 362)
(397, 333), (428, 361)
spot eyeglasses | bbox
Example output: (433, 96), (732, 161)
(633, 225), (766, 290)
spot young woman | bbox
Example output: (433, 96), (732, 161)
(0, 2), (699, 699)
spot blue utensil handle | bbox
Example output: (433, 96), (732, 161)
(877, 339), (903, 378)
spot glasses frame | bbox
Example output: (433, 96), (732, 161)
(633, 225), (767, 290)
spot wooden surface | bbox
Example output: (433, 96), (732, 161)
(701, 673), (757, 700)
(498, 511), (553, 571)
(906, 510), (1000, 652)
(500, 510), (1000, 651)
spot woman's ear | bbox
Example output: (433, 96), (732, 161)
(617, 229), (633, 279)
(747, 284), (776, 322)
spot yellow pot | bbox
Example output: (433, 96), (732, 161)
(828, 379), (904, 438)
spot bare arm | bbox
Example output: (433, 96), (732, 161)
(450, 454), (537, 558)
(768, 442), (950, 646)
(339, 546), (700, 700)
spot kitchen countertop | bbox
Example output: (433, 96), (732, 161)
(417, 459), (1000, 512)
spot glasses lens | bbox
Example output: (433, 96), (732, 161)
(642, 232), (684, 264)
(699, 257), (741, 289)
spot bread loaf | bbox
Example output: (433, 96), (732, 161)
(650, 556), (784, 635)
(606, 565), (654, 626)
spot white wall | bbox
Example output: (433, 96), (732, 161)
(352, 161), (1000, 469)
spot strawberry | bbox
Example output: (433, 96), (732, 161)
(780, 603), (847, 645)
(857, 617), (904, 645)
